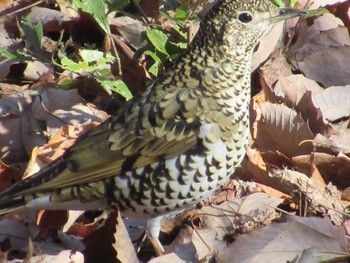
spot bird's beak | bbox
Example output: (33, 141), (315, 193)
(270, 8), (307, 22)
(276, 8), (307, 20)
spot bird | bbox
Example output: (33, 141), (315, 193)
(0, 0), (305, 255)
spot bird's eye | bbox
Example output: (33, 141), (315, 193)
(237, 12), (253, 23)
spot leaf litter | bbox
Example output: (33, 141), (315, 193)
(0, 0), (350, 262)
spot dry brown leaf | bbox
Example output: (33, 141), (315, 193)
(113, 212), (139, 263)
(0, 219), (29, 251)
(259, 53), (293, 89)
(242, 147), (268, 183)
(47, 103), (109, 137)
(62, 210), (85, 233)
(149, 252), (186, 263)
(0, 217), (77, 258)
(0, 90), (38, 163)
(314, 129), (350, 155)
(0, 161), (22, 191)
(30, 250), (84, 263)
(328, 129), (350, 154)
(193, 228), (224, 262)
(20, 107), (47, 156)
(27, 6), (70, 32)
(254, 102), (314, 157)
(199, 193), (283, 240)
(166, 225), (197, 262)
(21, 61), (52, 81)
(167, 224), (225, 263)
(310, 155), (326, 187)
(292, 152), (350, 189)
(287, 13), (350, 87)
(121, 58), (151, 95)
(216, 215), (349, 263)
(0, 59), (16, 81)
(255, 183), (288, 198)
(251, 22), (284, 71)
(24, 123), (99, 178)
(36, 210), (68, 230)
(266, 168), (345, 224)
(82, 210), (138, 263)
(31, 88), (82, 122)
(274, 74), (322, 108)
(311, 86), (350, 123)
(110, 16), (146, 50)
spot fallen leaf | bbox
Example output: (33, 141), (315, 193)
(254, 102), (314, 157)
(216, 215), (349, 263)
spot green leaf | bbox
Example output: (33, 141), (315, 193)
(96, 68), (111, 76)
(146, 28), (169, 55)
(173, 24), (187, 39)
(304, 8), (328, 17)
(144, 50), (161, 76)
(72, 0), (110, 34)
(163, 0), (178, 10)
(105, 0), (129, 12)
(175, 4), (189, 20)
(60, 57), (93, 72)
(80, 49), (114, 64)
(270, 0), (284, 7)
(0, 48), (18, 59)
(21, 19), (43, 53)
(57, 79), (80, 87)
(290, 0), (297, 6)
(97, 77), (132, 100)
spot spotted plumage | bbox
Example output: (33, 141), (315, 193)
(0, 0), (305, 254)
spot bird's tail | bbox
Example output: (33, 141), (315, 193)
(0, 196), (26, 215)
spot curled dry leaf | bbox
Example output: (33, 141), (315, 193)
(267, 168), (345, 225)
(314, 130), (350, 155)
(273, 74), (323, 108)
(311, 85), (350, 123)
(253, 101), (314, 157)
(199, 193), (283, 241)
(110, 16), (146, 50)
(0, 59), (16, 81)
(82, 210), (138, 263)
(206, 179), (263, 204)
(24, 122), (100, 178)
(21, 61), (52, 82)
(292, 152), (350, 189)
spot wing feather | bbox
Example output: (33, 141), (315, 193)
(0, 86), (203, 198)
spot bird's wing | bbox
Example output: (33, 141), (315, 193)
(1, 84), (204, 197)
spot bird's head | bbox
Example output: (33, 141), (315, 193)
(197, 0), (306, 56)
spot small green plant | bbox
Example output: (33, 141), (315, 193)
(58, 49), (132, 100)
(141, 2), (195, 76)
(0, 0), (197, 99)
(0, 17), (44, 62)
